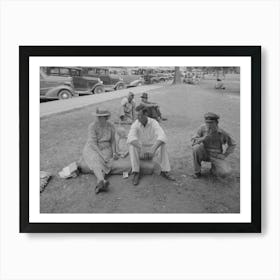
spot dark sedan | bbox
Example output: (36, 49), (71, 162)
(82, 67), (126, 91)
(40, 70), (75, 100)
(44, 67), (105, 95)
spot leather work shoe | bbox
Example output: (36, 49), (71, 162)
(132, 172), (140, 185)
(192, 172), (201, 179)
(160, 171), (176, 181)
(95, 180), (104, 194)
(95, 180), (110, 194)
(102, 180), (110, 192)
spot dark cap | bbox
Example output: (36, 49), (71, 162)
(204, 112), (220, 122)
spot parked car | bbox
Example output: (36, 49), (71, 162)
(142, 69), (167, 84)
(159, 72), (174, 80)
(44, 67), (105, 95)
(109, 68), (144, 87)
(82, 67), (126, 91)
(40, 70), (75, 100)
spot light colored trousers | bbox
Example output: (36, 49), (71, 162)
(192, 144), (231, 176)
(129, 143), (171, 173)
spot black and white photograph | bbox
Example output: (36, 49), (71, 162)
(40, 65), (241, 214)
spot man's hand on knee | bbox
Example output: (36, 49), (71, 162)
(130, 140), (142, 150)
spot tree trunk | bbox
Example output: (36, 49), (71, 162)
(172, 66), (182, 84)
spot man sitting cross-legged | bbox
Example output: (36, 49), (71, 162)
(119, 92), (136, 124)
(127, 104), (175, 185)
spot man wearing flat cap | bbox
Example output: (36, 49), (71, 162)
(191, 112), (236, 178)
(127, 104), (175, 185)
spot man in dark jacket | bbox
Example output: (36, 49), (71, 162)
(140, 92), (167, 122)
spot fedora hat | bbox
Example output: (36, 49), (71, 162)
(93, 108), (111, 117)
(141, 92), (148, 99)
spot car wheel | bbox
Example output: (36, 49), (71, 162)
(116, 84), (125, 90)
(58, 90), (72, 100)
(159, 78), (165, 83)
(94, 86), (104, 94)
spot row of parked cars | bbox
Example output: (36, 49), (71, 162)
(40, 67), (174, 100)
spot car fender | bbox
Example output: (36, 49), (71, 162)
(91, 82), (104, 91)
(114, 81), (125, 89)
(45, 85), (75, 98)
(129, 79), (143, 86)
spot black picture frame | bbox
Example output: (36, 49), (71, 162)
(20, 46), (261, 233)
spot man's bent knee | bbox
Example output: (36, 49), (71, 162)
(214, 162), (232, 177)
(192, 143), (204, 155)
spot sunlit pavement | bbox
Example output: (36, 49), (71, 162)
(40, 83), (171, 118)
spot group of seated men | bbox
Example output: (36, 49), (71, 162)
(117, 92), (236, 186)
(119, 92), (167, 124)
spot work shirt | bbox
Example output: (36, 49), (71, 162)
(121, 97), (135, 114)
(127, 117), (167, 146)
(192, 125), (236, 156)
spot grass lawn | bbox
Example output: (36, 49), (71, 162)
(40, 80), (240, 213)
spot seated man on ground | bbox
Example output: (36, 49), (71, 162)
(215, 78), (226, 90)
(127, 104), (175, 185)
(140, 92), (167, 121)
(191, 112), (236, 178)
(119, 92), (136, 124)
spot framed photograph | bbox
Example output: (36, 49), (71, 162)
(20, 46), (261, 233)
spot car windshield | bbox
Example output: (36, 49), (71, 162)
(70, 69), (81, 76)
(96, 68), (108, 75)
(59, 68), (71, 76)
(49, 68), (60, 75)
